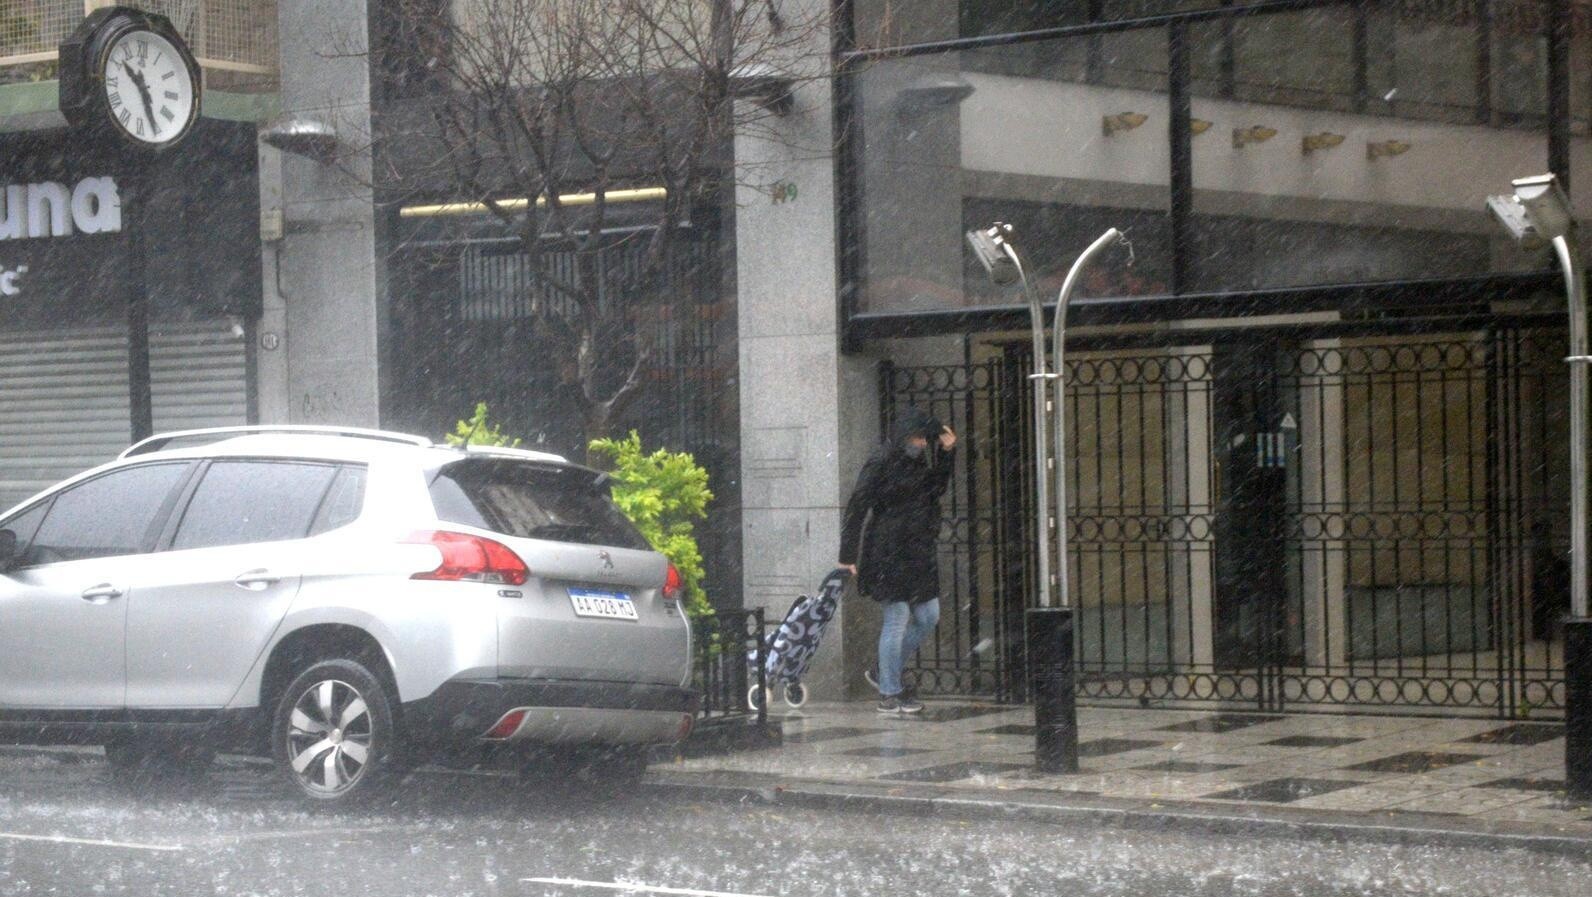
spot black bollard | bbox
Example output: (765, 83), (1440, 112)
(1567, 618), (1592, 800)
(1027, 606), (1079, 773)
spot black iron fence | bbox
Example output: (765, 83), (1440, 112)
(883, 326), (1569, 719)
(691, 608), (767, 726)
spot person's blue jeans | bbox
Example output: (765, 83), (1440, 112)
(877, 598), (940, 698)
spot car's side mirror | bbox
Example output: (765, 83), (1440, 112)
(0, 529), (17, 573)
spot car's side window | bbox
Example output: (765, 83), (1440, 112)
(25, 463), (190, 565)
(0, 502), (50, 566)
(309, 466), (368, 536)
(171, 461), (339, 552)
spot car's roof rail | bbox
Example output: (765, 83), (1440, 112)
(120, 426), (434, 459)
(461, 444), (569, 463)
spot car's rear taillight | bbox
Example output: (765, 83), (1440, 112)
(407, 530), (530, 586)
(662, 563), (683, 602)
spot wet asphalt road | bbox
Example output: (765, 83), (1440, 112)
(0, 748), (1586, 897)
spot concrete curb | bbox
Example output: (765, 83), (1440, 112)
(645, 769), (1592, 859)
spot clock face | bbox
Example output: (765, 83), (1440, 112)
(101, 29), (197, 147)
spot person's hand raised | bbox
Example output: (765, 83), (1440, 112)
(939, 426), (957, 451)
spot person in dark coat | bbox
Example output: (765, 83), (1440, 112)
(839, 406), (957, 713)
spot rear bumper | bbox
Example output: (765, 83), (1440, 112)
(404, 678), (699, 746)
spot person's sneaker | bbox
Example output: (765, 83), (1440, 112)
(896, 696), (925, 714)
(876, 695), (901, 714)
(864, 668), (880, 691)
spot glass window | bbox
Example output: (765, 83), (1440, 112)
(26, 464), (189, 565)
(1190, 7), (1551, 292)
(1490, 0), (1548, 128)
(0, 502), (49, 561)
(961, 0), (1083, 39)
(310, 466), (369, 536)
(171, 461), (338, 551)
(853, 32), (1169, 313)
(430, 460), (649, 550)
(1231, 6), (1357, 111)
(1364, 4), (1482, 124)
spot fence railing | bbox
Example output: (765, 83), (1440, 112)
(692, 608), (766, 727)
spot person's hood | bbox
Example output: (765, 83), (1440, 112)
(889, 406), (942, 445)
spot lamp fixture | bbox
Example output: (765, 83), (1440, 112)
(728, 62), (795, 115)
(1189, 118), (1213, 136)
(895, 76), (975, 115)
(399, 187), (668, 219)
(1301, 132), (1346, 154)
(1102, 111), (1149, 137)
(1232, 125), (1278, 148)
(1367, 139), (1412, 160)
(259, 114), (341, 162)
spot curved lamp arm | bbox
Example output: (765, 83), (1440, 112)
(1050, 228), (1131, 609)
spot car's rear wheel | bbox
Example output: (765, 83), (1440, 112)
(271, 659), (400, 805)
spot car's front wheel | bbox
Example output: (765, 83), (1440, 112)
(271, 659), (401, 805)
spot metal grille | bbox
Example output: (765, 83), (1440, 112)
(880, 357), (1019, 698)
(0, 1), (78, 58)
(0, 1), (276, 71)
(883, 326), (1568, 719)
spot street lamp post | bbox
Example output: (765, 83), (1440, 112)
(966, 223), (1131, 774)
(1487, 173), (1591, 799)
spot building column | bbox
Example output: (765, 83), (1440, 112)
(733, 8), (881, 702)
(260, 0), (381, 426)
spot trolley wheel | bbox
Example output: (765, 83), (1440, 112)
(783, 683), (808, 708)
(747, 685), (769, 712)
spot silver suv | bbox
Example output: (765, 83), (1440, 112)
(0, 426), (695, 804)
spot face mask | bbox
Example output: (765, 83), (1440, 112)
(903, 442), (927, 460)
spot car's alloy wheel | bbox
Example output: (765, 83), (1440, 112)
(272, 659), (397, 803)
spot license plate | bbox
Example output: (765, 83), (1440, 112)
(569, 588), (638, 621)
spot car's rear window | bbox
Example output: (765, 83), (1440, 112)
(428, 460), (649, 550)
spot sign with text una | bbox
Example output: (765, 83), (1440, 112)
(0, 177), (122, 241)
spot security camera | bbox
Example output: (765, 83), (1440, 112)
(966, 223), (1021, 286)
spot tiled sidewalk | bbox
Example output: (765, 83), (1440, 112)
(677, 701), (1592, 830)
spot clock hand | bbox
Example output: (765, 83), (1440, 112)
(121, 62), (160, 136)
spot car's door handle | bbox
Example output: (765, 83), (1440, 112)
(234, 570), (281, 591)
(81, 584), (123, 603)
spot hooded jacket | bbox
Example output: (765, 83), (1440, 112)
(838, 406), (954, 604)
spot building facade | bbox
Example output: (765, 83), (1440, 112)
(745, 0), (1592, 714)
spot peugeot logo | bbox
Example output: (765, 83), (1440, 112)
(598, 550), (614, 570)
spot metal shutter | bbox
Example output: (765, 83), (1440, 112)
(150, 320), (249, 434)
(0, 320), (247, 511)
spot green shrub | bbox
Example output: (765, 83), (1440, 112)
(589, 431), (714, 619)
(445, 402), (521, 448)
